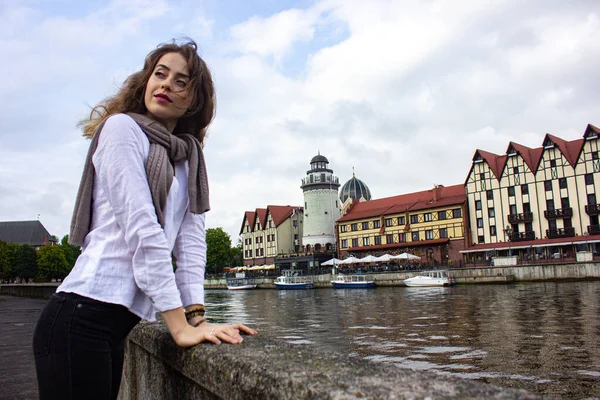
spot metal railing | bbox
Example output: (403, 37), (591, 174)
(585, 204), (599, 216)
(544, 207), (573, 219)
(507, 212), (533, 224)
(507, 231), (535, 241)
(546, 227), (575, 238)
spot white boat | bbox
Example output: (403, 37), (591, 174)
(330, 274), (375, 289)
(404, 270), (452, 287)
(274, 275), (314, 290)
(226, 277), (257, 290)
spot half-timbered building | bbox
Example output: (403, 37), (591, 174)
(462, 124), (600, 263)
(240, 205), (303, 266)
(336, 184), (468, 267)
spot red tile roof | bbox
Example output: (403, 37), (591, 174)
(255, 208), (267, 229)
(240, 205), (301, 234)
(347, 238), (450, 252)
(267, 205), (298, 227)
(475, 149), (507, 180)
(508, 142), (544, 173)
(545, 134), (585, 166)
(471, 124), (597, 180)
(337, 184), (465, 222)
(239, 211), (256, 235)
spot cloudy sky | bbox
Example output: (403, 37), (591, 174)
(1, 0), (599, 243)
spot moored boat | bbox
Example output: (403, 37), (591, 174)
(330, 274), (375, 289)
(226, 277), (257, 290)
(404, 270), (452, 287)
(274, 275), (314, 290)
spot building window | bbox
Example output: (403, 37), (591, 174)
(362, 222), (369, 230)
(546, 199), (555, 211)
(341, 239), (347, 248)
(386, 234), (394, 244)
(488, 207), (495, 218)
(587, 193), (597, 205)
(351, 223), (358, 231)
(585, 173), (594, 185)
(398, 216), (405, 225)
(439, 228), (448, 238)
(592, 151), (599, 160)
(385, 218), (393, 227)
(305, 202), (307, 210)
(424, 213), (432, 222)
(475, 200), (482, 210)
(478, 235), (485, 244)
(438, 211), (446, 220)
(341, 225), (347, 232)
(412, 231), (420, 241)
(293, 220), (297, 228)
(373, 220), (381, 229)
(544, 180), (553, 191)
(267, 235), (270, 242)
(256, 237), (259, 244)
(513, 167), (519, 174)
(425, 230), (433, 240)
(521, 184), (529, 195)
(550, 159), (556, 167)
(508, 186), (515, 197)
(486, 190), (493, 200)
(480, 173), (485, 180)
(411, 215), (419, 224)
(559, 178), (567, 189)
(246, 226), (250, 232)
(490, 225), (497, 236)
(363, 237), (370, 246)
(374, 236), (381, 245)
(477, 218), (483, 228)
(398, 233), (406, 242)
(453, 208), (462, 218)
(351, 238), (358, 247)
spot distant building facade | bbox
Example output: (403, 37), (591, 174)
(462, 124), (600, 262)
(240, 205), (303, 266)
(337, 184), (468, 267)
(301, 154), (340, 252)
(0, 220), (56, 249)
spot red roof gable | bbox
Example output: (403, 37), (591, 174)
(256, 208), (267, 229)
(507, 142), (544, 173)
(267, 205), (298, 227)
(545, 134), (585, 166)
(585, 124), (600, 137)
(239, 211), (256, 235)
(476, 149), (507, 180)
(337, 184), (465, 222)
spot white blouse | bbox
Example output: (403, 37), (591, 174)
(58, 113), (206, 321)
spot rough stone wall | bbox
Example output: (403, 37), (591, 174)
(118, 322), (543, 400)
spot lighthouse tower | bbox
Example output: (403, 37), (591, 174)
(301, 153), (341, 252)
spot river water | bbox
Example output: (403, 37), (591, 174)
(205, 281), (600, 399)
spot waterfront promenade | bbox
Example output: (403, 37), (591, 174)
(0, 295), (43, 400)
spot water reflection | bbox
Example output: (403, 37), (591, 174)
(206, 281), (600, 399)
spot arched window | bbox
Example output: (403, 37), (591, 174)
(306, 244), (311, 252)
(315, 244), (322, 252)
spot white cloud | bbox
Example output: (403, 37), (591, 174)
(1, 0), (599, 243)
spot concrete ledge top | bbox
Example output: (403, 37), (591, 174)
(128, 322), (546, 400)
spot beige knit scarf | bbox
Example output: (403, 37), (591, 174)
(69, 112), (210, 246)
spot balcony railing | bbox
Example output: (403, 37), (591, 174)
(585, 204), (599, 216)
(507, 231), (535, 242)
(544, 207), (573, 220)
(588, 225), (600, 235)
(507, 212), (533, 224)
(546, 227), (575, 238)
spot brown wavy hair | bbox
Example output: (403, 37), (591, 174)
(80, 39), (215, 144)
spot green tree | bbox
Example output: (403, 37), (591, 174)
(60, 234), (81, 270)
(37, 245), (69, 280)
(0, 241), (20, 281)
(14, 244), (37, 280)
(229, 239), (243, 267)
(205, 227), (232, 275)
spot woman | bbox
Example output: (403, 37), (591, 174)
(33, 39), (257, 400)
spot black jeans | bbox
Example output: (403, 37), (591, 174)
(33, 292), (141, 400)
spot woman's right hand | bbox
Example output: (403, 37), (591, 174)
(173, 322), (257, 348)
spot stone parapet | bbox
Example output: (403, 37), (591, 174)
(118, 322), (543, 400)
